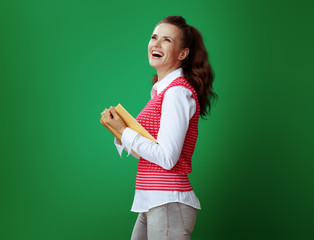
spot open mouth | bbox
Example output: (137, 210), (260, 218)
(152, 50), (164, 58)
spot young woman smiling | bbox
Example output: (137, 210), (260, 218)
(101, 16), (217, 240)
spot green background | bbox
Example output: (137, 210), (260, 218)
(1, 0), (313, 239)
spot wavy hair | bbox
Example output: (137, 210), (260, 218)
(152, 16), (217, 117)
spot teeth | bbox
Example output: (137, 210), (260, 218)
(152, 50), (164, 57)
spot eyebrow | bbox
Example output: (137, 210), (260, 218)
(163, 36), (173, 40)
(151, 34), (174, 40)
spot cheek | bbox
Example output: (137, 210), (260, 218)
(147, 43), (152, 56)
(148, 40), (154, 49)
(165, 46), (177, 59)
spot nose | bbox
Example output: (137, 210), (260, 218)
(154, 38), (161, 48)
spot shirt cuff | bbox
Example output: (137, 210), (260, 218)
(121, 127), (140, 156)
(114, 137), (124, 157)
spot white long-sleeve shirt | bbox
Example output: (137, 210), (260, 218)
(115, 68), (201, 212)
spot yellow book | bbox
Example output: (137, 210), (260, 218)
(101, 104), (157, 157)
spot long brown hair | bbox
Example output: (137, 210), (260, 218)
(152, 16), (217, 117)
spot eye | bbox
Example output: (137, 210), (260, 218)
(165, 38), (171, 42)
(151, 35), (157, 40)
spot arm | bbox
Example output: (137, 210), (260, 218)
(121, 86), (196, 169)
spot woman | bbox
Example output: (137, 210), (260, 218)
(101, 16), (216, 240)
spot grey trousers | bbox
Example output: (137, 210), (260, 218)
(131, 202), (197, 240)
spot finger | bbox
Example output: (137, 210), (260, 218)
(100, 114), (106, 122)
(100, 114), (107, 124)
(103, 108), (111, 118)
(101, 110), (108, 117)
(109, 106), (119, 118)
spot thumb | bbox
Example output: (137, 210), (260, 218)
(109, 106), (119, 118)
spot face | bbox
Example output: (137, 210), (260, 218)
(148, 23), (189, 73)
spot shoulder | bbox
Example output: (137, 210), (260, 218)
(164, 86), (194, 99)
(163, 77), (195, 100)
(171, 77), (190, 87)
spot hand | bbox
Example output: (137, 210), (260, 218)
(100, 106), (127, 136)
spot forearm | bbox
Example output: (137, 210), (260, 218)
(121, 128), (176, 169)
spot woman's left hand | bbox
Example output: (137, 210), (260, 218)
(100, 106), (127, 136)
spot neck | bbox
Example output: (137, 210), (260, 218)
(156, 65), (181, 82)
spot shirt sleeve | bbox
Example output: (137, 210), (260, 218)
(114, 134), (140, 159)
(120, 86), (196, 170)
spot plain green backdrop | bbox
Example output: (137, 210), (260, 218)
(1, 0), (313, 239)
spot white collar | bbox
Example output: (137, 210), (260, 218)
(151, 68), (184, 98)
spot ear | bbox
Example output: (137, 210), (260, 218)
(178, 48), (189, 61)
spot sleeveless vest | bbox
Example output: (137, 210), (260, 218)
(135, 77), (200, 191)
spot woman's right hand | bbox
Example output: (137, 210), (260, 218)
(100, 106), (127, 136)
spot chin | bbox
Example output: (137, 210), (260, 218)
(149, 60), (161, 69)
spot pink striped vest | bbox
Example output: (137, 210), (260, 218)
(135, 77), (200, 191)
